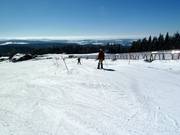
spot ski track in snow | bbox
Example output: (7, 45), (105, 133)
(0, 56), (180, 135)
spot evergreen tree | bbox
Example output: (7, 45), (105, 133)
(152, 37), (158, 51)
(164, 32), (170, 50)
(158, 34), (164, 50)
(174, 32), (180, 49)
(148, 36), (152, 51)
(141, 38), (148, 51)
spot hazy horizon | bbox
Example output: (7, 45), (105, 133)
(0, 32), (177, 41)
(0, 35), (144, 40)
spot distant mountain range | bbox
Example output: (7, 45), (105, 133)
(0, 39), (136, 56)
(0, 39), (136, 47)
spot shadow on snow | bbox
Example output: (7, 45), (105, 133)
(103, 68), (116, 71)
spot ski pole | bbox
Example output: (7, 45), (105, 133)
(61, 56), (69, 72)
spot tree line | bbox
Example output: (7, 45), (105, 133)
(0, 43), (129, 57)
(130, 32), (180, 52)
(0, 32), (180, 57)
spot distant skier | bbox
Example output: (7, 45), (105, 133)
(97, 49), (105, 69)
(77, 57), (81, 64)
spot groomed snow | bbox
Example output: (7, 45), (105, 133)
(0, 55), (180, 135)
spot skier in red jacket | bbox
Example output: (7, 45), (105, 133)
(97, 49), (105, 69)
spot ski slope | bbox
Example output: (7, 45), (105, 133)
(0, 54), (180, 135)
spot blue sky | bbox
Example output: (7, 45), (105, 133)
(0, 0), (180, 39)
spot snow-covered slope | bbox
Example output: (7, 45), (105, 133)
(0, 55), (180, 135)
